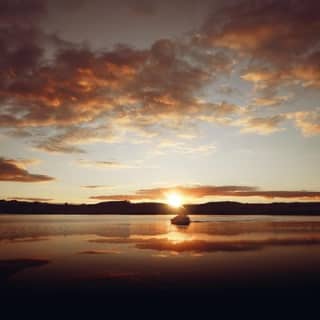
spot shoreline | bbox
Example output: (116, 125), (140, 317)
(1, 200), (320, 215)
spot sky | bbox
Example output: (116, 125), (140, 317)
(0, 0), (320, 204)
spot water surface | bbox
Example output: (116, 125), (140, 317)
(1, 214), (320, 299)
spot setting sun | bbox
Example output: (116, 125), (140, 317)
(167, 193), (183, 208)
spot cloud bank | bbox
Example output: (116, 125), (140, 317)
(3, 0), (319, 156)
(0, 157), (54, 182)
(90, 185), (320, 202)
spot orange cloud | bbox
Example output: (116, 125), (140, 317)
(290, 110), (320, 136)
(251, 97), (289, 107)
(236, 115), (286, 135)
(90, 185), (320, 201)
(0, 157), (54, 182)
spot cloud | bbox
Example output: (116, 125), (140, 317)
(90, 194), (146, 201)
(198, 0), (320, 103)
(291, 51), (320, 88)
(90, 185), (320, 201)
(241, 68), (290, 87)
(217, 85), (239, 95)
(81, 185), (112, 189)
(155, 141), (216, 155)
(35, 126), (118, 154)
(240, 67), (295, 113)
(0, 157), (54, 182)
(7, 197), (53, 202)
(127, 0), (156, 16)
(251, 96), (289, 108)
(0, 0), (46, 25)
(236, 115), (286, 134)
(0, 45), (147, 128)
(0, 0), (239, 152)
(4, 158), (40, 169)
(241, 63), (320, 100)
(77, 159), (139, 169)
(200, 0), (320, 64)
(289, 110), (320, 136)
(197, 101), (242, 125)
(0, 0), (318, 157)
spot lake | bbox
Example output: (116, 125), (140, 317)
(1, 214), (320, 311)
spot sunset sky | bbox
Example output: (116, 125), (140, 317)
(1, 0), (320, 204)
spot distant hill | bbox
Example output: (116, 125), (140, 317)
(0, 200), (320, 215)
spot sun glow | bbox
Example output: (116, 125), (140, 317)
(167, 193), (183, 208)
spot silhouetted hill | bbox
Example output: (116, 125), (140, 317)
(0, 200), (320, 215)
(186, 201), (320, 215)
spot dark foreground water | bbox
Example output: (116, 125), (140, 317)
(1, 214), (320, 314)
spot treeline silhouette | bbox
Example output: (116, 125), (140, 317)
(0, 200), (320, 215)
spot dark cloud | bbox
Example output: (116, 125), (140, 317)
(0, 0), (45, 25)
(90, 185), (320, 201)
(0, 0), (238, 151)
(0, 157), (54, 182)
(201, 0), (320, 64)
(0, 35), (235, 149)
(199, 0), (320, 96)
(127, 0), (157, 16)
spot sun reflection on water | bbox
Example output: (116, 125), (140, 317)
(166, 231), (193, 244)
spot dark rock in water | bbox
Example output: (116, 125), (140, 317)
(171, 214), (191, 225)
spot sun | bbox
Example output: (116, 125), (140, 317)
(167, 193), (183, 208)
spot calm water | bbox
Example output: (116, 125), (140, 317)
(1, 214), (320, 299)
